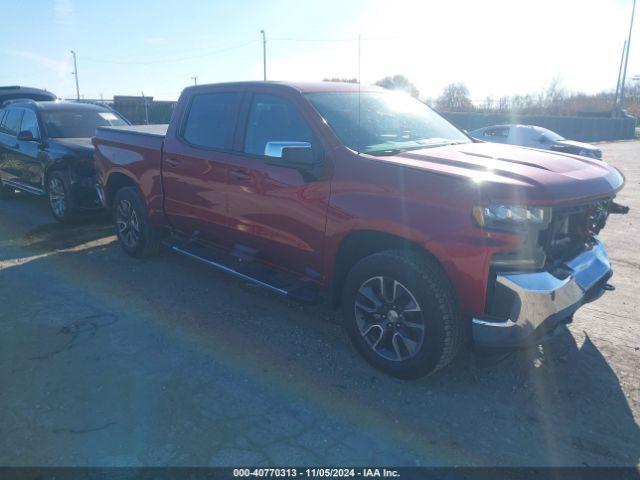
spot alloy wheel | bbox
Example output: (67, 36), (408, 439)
(48, 177), (67, 218)
(354, 276), (425, 362)
(116, 199), (141, 249)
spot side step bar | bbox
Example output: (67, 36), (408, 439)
(3, 180), (46, 196)
(163, 237), (322, 304)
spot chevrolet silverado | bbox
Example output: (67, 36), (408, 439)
(93, 82), (627, 378)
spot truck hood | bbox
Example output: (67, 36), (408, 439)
(381, 142), (624, 205)
(48, 137), (94, 155)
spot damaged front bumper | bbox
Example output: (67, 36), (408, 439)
(472, 237), (613, 349)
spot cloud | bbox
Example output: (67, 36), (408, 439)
(53, 0), (74, 27)
(5, 50), (71, 80)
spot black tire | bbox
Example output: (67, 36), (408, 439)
(341, 250), (463, 379)
(47, 170), (77, 223)
(112, 186), (161, 258)
(0, 177), (15, 199)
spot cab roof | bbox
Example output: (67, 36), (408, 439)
(182, 81), (384, 94)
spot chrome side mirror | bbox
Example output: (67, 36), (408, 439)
(17, 130), (35, 142)
(265, 141), (314, 165)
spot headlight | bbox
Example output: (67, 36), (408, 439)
(472, 205), (551, 231)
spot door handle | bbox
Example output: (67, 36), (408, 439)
(229, 168), (251, 181)
(165, 157), (180, 168)
(11, 144), (20, 149)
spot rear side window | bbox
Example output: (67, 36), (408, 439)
(181, 92), (241, 150)
(244, 94), (313, 156)
(0, 108), (23, 136)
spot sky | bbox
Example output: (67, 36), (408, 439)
(0, 0), (638, 102)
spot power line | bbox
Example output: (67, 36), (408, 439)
(270, 35), (401, 42)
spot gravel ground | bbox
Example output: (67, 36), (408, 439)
(0, 141), (638, 467)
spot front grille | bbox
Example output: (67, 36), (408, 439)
(539, 199), (612, 265)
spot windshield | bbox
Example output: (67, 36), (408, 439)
(42, 108), (127, 138)
(536, 127), (564, 142)
(306, 91), (470, 155)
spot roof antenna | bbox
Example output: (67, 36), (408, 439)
(357, 33), (361, 155)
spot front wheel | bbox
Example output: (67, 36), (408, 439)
(47, 171), (76, 223)
(113, 187), (161, 258)
(342, 250), (463, 379)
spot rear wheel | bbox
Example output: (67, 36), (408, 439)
(113, 187), (161, 258)
(47, 171), (76, 223)
(342, 250), (463, 379)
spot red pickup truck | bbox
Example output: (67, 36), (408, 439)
(93, 81), (626, 378)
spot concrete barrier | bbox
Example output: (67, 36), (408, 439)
(440, 112), (636, 142)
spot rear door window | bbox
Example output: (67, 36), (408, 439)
(181, 92), (242, 150)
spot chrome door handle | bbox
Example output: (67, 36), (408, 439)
(165, 157), (180, 167)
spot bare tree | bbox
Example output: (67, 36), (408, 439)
(541, 76), (566, 114)
(480, 96), (494, 112)
(323, 78), (358, 83)
(497, 96), (510, 112)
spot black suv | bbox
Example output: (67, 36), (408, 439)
(0, 99), (128, 222)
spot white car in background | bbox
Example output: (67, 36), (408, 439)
(469, 124), (603, 159)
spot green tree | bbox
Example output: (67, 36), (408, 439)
(435, 83), (474, 112)
(374, 75), (420, 98)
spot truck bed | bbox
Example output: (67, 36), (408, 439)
(93, 124), (169, 220)
(98, 124), (168, 137)
(95, 124), (168, 151)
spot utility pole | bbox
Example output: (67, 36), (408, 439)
(141, 91), (150, 125)
(619, 0), (637, 113)
(260, 29), (267, 81)
(613, 40), (627, 113)
(191, 76), (198, 86)
(70, 50), (80, 101)
(357, 34), (362, 85)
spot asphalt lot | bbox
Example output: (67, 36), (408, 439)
(0, 141), (638, 467)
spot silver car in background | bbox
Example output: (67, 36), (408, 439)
(469, 124), (603, 159)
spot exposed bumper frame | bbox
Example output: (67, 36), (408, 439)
(472, 238), (612, 349)
(95, 184), (107, 209)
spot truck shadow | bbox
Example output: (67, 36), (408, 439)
(21, 220), (114, 252)
(0, 195), (114, 264)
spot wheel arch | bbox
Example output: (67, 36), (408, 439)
(329, 230), (448, 309)
(104, 171), (139, 209)
(43, 160), (73, 192)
